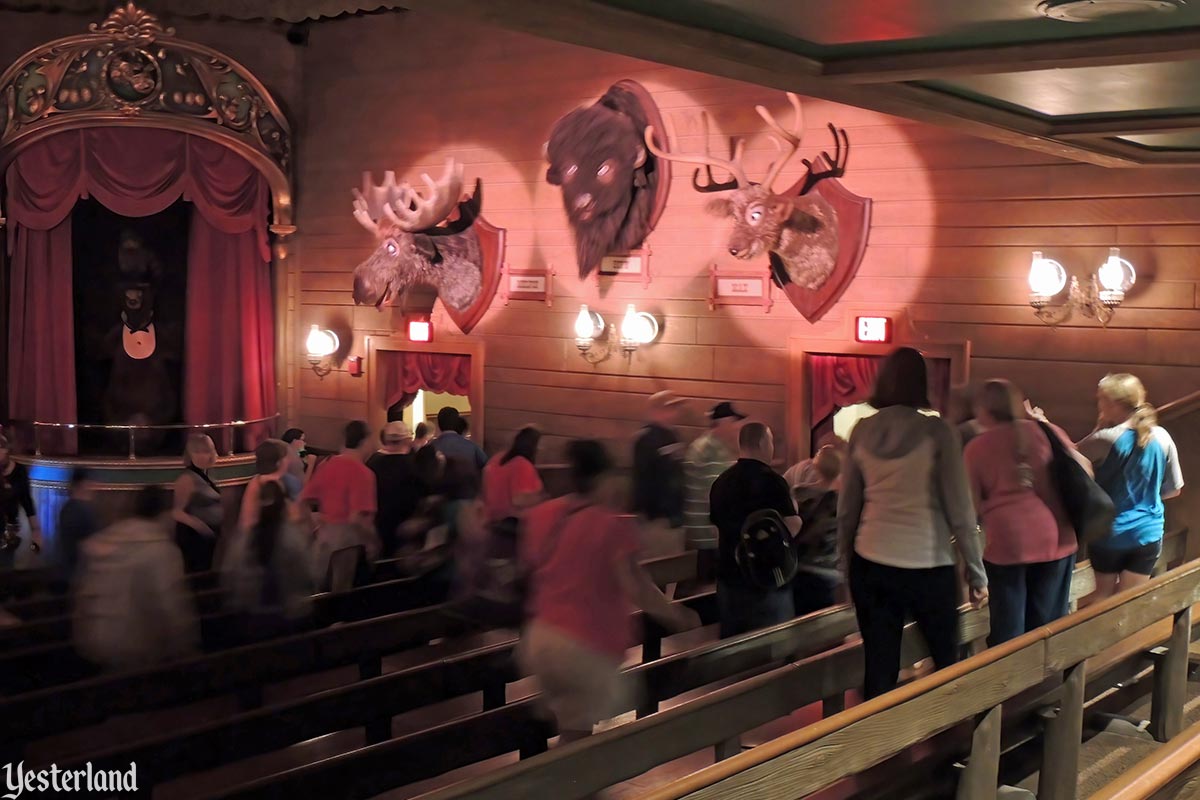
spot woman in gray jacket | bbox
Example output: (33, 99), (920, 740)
(838, 347), (988, 698)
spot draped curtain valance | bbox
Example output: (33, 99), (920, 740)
(383, 351), (471, 411)
(6, 128), (270, 260)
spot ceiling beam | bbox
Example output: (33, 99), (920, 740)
(400, 0), (1139, 168)
(1054, 114), (1200, 139)
(820, 26), (1200, 83)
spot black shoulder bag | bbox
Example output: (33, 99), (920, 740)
(1037, 421), (1115, 546)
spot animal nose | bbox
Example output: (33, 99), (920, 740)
(729, 248), (741, 257)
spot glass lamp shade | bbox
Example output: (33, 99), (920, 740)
(1028, 251), (1067, 297)
(305, 324), (339, 359)
(574, 304), (601, 341)
(620, 304), (659, 346)
(1098, 247), (1136, 292)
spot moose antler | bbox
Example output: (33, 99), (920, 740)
(756, 92), (805, 192)
(351, 158), (465, 236)
(644, 120), (749, 191)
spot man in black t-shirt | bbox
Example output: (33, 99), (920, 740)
(631, 390), (687, 554)
(367, 421), (419, 556)
(709, 422), (801, 637)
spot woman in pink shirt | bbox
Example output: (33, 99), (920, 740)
(963, 380), (1088, 645)
(517, 440), (699, 742)
(482, 426), (546, 525)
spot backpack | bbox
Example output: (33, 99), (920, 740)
(735, 509), (799, 590)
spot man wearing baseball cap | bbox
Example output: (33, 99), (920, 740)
(683, 402), (746, 554)
(632, 390), (688, 555)
(368, 420), (416, 555)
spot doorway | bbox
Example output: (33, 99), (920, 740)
(368, 337), (486, 447)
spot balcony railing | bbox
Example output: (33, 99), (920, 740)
(31, 415), (280, 460)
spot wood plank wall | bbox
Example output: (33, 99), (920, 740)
(293, 10), (1200, 461)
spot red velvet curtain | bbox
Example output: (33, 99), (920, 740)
(5, 129), (273, 454)
(809, 354), (881, 428)
(383, 352), (471, 410)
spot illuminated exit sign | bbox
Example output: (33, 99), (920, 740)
(855, 316), (892, 343)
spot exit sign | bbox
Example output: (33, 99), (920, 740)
(856, 316), (892, 343)
(407, 319), (432, 343)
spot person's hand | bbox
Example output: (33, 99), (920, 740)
(670, 605), (702, 632)
(1024, 400), (1047, 423)
(969, 586), (989, 608)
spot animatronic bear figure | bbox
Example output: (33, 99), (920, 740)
(101, 230), (179, 453)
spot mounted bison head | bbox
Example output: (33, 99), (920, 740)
(545, 80), (667, 279)
(645, 93), (849, 291)
(351, 158), (484, 312)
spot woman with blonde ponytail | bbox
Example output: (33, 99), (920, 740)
(1078, 374), (1183, 598)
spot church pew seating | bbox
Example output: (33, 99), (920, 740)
(196, 562), (1096, 800)
(0, 550), (704, 747)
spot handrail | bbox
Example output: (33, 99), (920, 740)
(1158, 389), (1200, 423)
(1089, 717), (1200, 800)
(640, 559), (1200, 800)
(29, 414), (280, 459)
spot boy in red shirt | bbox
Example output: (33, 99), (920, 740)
(301, 420), (379, 576)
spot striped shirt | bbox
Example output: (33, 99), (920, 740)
(683, 433), (735, 550)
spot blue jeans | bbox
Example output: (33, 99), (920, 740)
(984, 553), (1076, 647)
(717, 580), (794, 638)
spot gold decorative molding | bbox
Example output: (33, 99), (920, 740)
(0, 1), (293, 232)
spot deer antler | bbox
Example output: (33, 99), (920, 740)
(351, 158), (465, 235)
(797, 123), (850, 196)
(756, 92), (805, 192)
(644, 121), (749, 191)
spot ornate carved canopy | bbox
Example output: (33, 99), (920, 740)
(0, 2), (293, 233)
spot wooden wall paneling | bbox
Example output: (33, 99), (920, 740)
(285, 10), (1200, 456)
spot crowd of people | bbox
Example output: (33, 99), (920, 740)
(0, 346), (1185, 740)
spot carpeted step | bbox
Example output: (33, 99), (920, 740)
(1017, 731), (1160, 798)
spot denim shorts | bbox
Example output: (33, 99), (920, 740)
(1088, 540), (1162, 576)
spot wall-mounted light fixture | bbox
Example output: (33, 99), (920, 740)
(305, 324), (339, 378)
(574, 303), (659, 364)
(1029, 248), (1136, 326)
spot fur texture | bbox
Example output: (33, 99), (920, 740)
(546, 84), (661, 278)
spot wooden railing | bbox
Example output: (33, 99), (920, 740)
(1089, 718), (1200, 800)
(636, 560), (1200, 800)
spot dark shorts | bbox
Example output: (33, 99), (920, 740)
(1088, 540), (1162, 576)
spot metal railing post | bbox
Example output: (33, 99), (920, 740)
(128, 428), (136, 460)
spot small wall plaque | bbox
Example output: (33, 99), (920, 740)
(710, 264), (772, 312)
(501, 265), (555, 306)
(598, 246), (651, 287)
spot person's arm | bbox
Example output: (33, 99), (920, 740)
(770, 474), (803, 538)
(933, 422), (987, 595)
(1159, 428), (1185, 500)
(836, 439), (865, 574)
(17, 469), (40, 544)
(1075, 426), (1121, 467)
(615, 552), (699, 631)
(473, 442), (489, 472)
(172, 473), (212, 535)
(963, 443), (985, 516)
(1048, 423), (1094, 478)
(238, 478), (261, 534)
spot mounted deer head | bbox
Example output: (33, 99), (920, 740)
(645, 93), (850, 291)
(351, 158), (484, 312)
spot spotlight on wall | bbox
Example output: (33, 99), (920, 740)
(305, 324), (339, 378)
(1028, 248), (1135, 326)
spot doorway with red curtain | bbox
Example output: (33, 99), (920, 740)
(382, 351), (473, 434)
(808, 352), (952, 455)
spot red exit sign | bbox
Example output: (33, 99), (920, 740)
(855, 316), (892, 343)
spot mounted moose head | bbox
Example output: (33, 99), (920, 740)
(351, 159), (484, 312)
(645, 93), (850, 291)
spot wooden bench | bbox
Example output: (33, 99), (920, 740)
(2, 567), (218, 611)
(631, 560), (1200, 800)
(1, 552), (706, 747)
(1088, 716), (1200, 800)
(199, 602), (987, 800)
